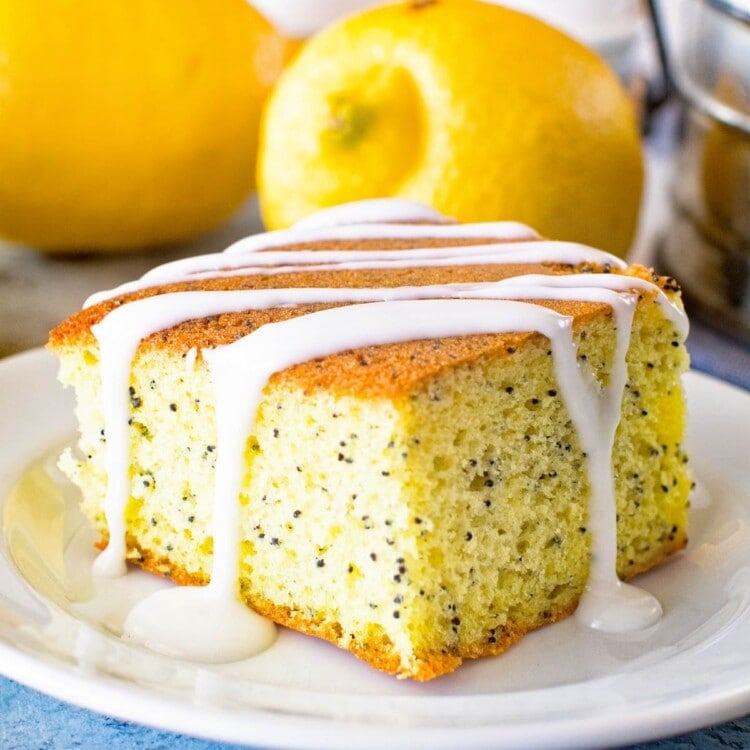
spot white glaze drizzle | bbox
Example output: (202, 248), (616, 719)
(224, 217), (539, 254)
(85, 241), (628, 308)
(122, 584), (276, 662)
(83, 212), (530, 307)
(84, 202), (688, 661)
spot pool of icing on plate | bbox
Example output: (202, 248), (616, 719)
(69, 199), (689, 663)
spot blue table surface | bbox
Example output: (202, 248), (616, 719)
(1, 320), (749, 750)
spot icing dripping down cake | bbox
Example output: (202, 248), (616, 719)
(48, 199), (691, 680)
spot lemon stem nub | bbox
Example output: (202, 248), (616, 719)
(326, 96), (375, 147)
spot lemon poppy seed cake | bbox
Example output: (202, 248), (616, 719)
(48, 200), (691, 680)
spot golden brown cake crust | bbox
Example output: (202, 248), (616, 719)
(115, 529), (687, 680)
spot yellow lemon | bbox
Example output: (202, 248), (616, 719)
(0, 0), (291, 252)
(258, 0), (643, 257)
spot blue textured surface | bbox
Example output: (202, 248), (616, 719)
(687, 320), (750, 393)
(2, 675), (749, 749)
(1, 306), (748, 750)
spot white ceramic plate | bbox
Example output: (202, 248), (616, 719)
(1, 348), (749, 750)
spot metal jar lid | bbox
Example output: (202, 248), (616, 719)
(671, 0), (750, 134)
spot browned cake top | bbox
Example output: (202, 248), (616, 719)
(48, 236), (671, 398)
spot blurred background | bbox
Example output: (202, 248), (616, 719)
(0, 0), (748, 380)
